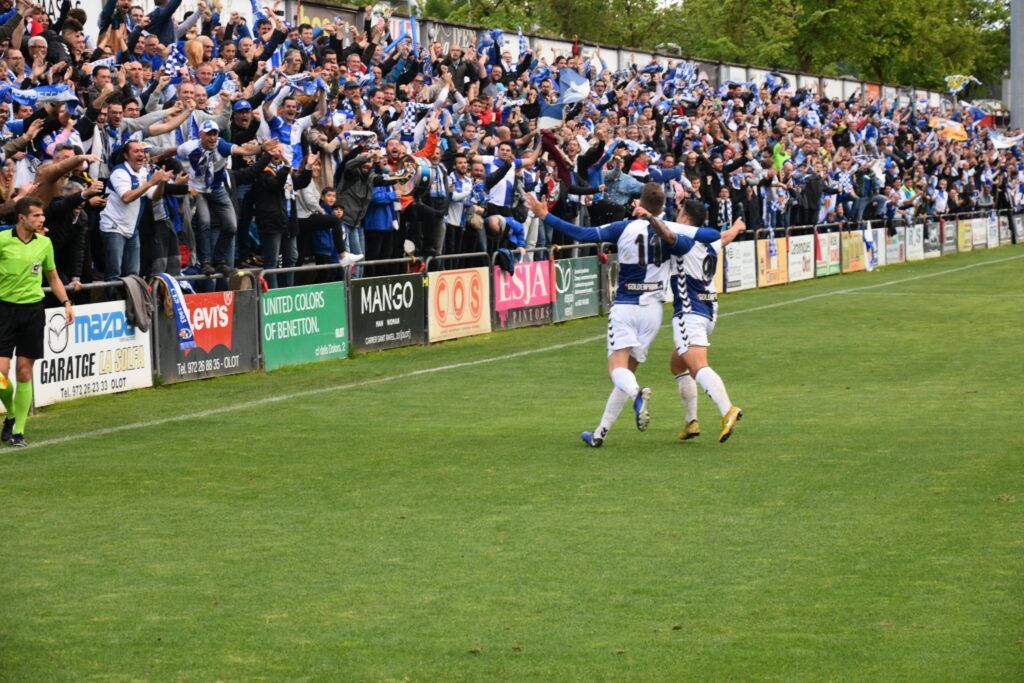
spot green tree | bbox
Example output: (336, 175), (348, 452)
(420, 0), (1009, 92)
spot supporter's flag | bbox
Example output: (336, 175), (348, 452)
(990, 131), (1024, 150)
(270, 42), (287, 69)
(163, 42), (187, 74)
(767, 226), (778, 269)
(0, 83), (79, 107)
(89, 56), (117, 71)
(343, 130), (379, 148)
(862, 223), (876, 271)
(420, 48), (433, 85)
(538, 101), (565, 130)
(929, 117), (968, 142)
(249, 0), (268, 23)
(717, 80), (757, 98)
(944, 74), (980, 95)
(557, 67), (590, 103)
(478, 29), (502, 67)
(765, 71), (789, 93)
(959, 101), (987, 123)
(283, 73), (325, 95)
(531, 63), (554, 88)
(518, 25), (527, 57)
(399, 101), (431, 140)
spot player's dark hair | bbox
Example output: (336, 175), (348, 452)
(639, 182), (666, 215)
(15, 196), (44, 217)
(682, 198), (707, 227)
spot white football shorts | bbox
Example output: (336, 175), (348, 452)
(672, 312), (715, 354)
(607, 303), (663, 363)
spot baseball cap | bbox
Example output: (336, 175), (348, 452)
(232, 99), (252, 112)
(343, 79), (360, 89)
(200, 120), (220, 133)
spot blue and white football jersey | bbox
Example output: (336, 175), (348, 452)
(612, 218), (679, 306)
(542, 214), (717, 306)
(668, 221), (721, 320)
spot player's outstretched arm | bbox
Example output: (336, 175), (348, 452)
(524, 194), (626, 243)
(720, 217), (746, 246)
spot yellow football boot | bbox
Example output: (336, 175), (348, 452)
(719, 407), (743, 443)
(679, 420), (700, 441)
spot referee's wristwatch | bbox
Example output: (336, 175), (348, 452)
(60, 300), (71, 307)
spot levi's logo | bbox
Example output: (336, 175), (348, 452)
(184, 292), (235, 354)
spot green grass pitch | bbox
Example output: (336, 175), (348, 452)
(2, 247), (1022, 681)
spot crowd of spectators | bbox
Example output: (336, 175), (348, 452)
(0, 0), (1021, 290)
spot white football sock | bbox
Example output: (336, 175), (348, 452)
(610, 367), (640, 399)
(695, 366), (732, 416)
(594, 388), (629, 440)
(675, 372), (699, 423)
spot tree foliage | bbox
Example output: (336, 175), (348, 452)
(421, 0), (1009, 91)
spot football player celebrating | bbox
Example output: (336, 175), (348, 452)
(636, 204), (746, 443)
(525, 185), (722, 447)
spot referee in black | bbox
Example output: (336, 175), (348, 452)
(1, 197), (76, 448)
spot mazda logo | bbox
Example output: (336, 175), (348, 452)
(47, 312), (69, 354)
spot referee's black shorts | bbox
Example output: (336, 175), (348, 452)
(0, 299), (45, 359)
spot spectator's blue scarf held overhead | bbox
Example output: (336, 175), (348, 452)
(0, 83), (79, 107)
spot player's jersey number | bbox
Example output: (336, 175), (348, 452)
(701, 254), (717, 284)
(635, 234), (664, 267)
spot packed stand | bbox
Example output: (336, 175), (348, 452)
(0, 0), (1022, 291)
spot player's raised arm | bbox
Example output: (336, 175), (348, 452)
(720, 217), (746, 246)
(524, 193), (628, 243)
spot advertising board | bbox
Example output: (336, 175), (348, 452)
(493, 261), (553, 329)
(787, 234), (815, 282)
(841, 232), (866, 272)
(261, 282), (348, 370)
(350, 274), (426, 352)
(553, 257), (600, 322)
(906, 224), (925, 261)
(816, 231), (840, 276)
(155, 290), (260, 384)
(428, 267), (492, 342)
(724, 240), (757, 291)
(756, 235), (789, 286)
(33, 301), (152, 407)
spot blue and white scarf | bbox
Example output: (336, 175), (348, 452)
(155, 273), (196, 350)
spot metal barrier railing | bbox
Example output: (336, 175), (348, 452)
(422, 251), (490, 271)
(486, 246), (551, 269)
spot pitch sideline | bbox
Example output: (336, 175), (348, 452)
(25, 251), (1024, 449)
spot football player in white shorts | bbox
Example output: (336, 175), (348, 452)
(641, 200), (746, 443)
(525, 185), (723, 447)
